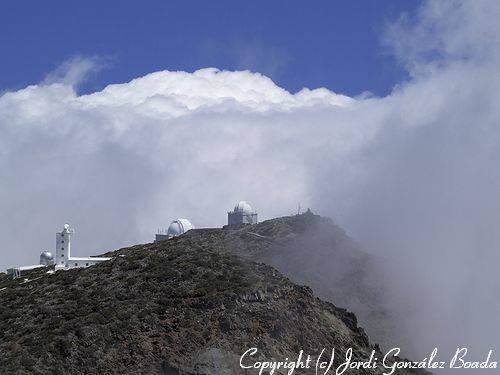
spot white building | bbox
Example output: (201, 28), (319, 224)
(54, 223), (111, 270)
(40, 251), (54, 266)
(228, 201), (258, 225)
(155, 218), (195, 242)
(6, 264), (45, 279)
(7, 251), (54, 278)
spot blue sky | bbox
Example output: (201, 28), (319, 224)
(0, 0), (420, 96)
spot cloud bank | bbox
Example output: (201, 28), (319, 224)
(1, 0), (499, 366)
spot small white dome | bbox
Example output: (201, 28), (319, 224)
(40, 251), (54, 266)
(233, 201), (254, 214)
(167, 218), (195, 238)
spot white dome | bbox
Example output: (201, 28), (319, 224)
(40, 251), (54, 266)
(233, 201), (254, 214)
(167, 218), (195, 238)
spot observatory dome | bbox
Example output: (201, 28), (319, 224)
(39, 251), (54, 266)
(233, 201), (254, 214)
(167, 218), (195, 238)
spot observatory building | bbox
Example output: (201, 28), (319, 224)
(6, 250), (54, 278)
(6, 263), (45, 279)
(228, 201), (258, 225)
(40, 251), (54, 266)
(155, 218), (195, 242)
(6, 251), (55, 278)
(54, 223), (111, 270)
(6, 223), (111, 278)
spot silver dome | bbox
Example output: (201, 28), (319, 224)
(167, 218), (195, 238)
(233, 201), (254, 214)
(39, 251), (54, 266)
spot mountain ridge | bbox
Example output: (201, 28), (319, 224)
(0, 213), (423, 374)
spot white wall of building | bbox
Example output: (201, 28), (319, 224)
(54, 224), (110, 270)
(55, 224), (72, 268)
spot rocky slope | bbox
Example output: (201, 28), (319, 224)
(177, 211), (396, 350)
(0, 214), (421, 374)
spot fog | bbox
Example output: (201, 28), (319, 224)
(1, 0), (499, 370)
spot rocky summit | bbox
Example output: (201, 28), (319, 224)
(0, 213), (424, 374)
